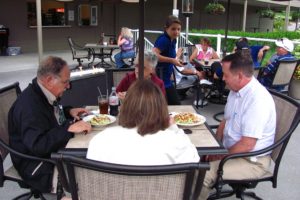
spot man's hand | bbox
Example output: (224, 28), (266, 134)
(69, 108), (90, 120)
(68, 120), (92, 134)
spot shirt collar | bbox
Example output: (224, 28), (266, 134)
(37, 80), (57, 105)
(234, 77), (255, 98)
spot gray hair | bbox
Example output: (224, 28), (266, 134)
(37, 56), (67, 78)
(134, 50), (158, 69)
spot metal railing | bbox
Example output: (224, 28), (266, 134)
(132, 29), (300, 57)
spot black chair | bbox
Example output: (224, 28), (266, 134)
(67, 36), (92, 68)
(51, 152), (209, 200)
(0, 82), (56, 199)
(208, 89), (300, 200)
(105, 67), (135, 93)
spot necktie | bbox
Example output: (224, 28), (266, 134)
(53, 100), (66, 125)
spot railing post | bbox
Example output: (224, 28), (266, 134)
(217, 34), (222, 57)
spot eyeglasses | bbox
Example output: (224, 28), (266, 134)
(54, 75), (70, 85)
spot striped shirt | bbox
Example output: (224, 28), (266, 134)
(259, 53), (296, 89)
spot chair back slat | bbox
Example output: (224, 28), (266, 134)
(52, 153), (209, 200)
(0, 82), (20, 160)
(270, 90), (300, 162)
(272, 60), (298, 86)
(75, 166), (186, 200)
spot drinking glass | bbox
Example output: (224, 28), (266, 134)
(98, 95), (108, 114)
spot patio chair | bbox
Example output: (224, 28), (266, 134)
(0, 82), (55, 199)
(208, 89), (300, 200)
(51, 152), (210, 200)
(258, 60), (299, 92)
(105, 67), (135, 93)
(67, 36), (92, 68)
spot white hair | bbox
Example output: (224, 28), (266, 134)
(134, 50), (158, 69)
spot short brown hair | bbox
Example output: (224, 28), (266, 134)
(119, 80), (169, 136)
(164, 15), (181, 29)
(200, 38), (211, 46)
(222, 50), (254, 77)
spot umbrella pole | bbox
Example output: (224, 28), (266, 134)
(223, 0), (231, 58)
(138, 0), (145, 80)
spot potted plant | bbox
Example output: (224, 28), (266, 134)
(259, 9), (275, 19)
(288, 65), (300, 100)
(204, 2), (225, 15)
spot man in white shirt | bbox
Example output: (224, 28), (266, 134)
(199, 51), (276, 200)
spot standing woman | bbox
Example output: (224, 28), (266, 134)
(153, 15), (183, 105)
(114, 27), (135, 68)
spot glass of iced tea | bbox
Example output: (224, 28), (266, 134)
(98, 95), (108, 114)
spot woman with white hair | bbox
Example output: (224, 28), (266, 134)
(116, 50), (165, 100)
(114, 27), (135, 68)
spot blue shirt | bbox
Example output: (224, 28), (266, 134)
(259, 52), (296, 90)
(154, 32), (177, 88)
(250, 45), (263, 68)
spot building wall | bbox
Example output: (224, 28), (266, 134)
(0, 0), (264, 53)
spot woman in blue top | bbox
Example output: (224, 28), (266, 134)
(153, 15), (183, 105)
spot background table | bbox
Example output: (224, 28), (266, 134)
(85, 43), (119, 68)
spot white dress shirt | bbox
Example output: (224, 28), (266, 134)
(223, 77), (276, 154)
(86, 124), (200, 165)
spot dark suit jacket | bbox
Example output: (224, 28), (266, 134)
(8, 78), (74, 192)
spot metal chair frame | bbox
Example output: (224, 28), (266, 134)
(208, 89), (300, 200)
(52, 152), (209, 200)
(0, 82), (56, 200)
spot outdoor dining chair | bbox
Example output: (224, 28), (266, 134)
(0, 82), (55, 200)
(208, 89), (300, 200)
(105, 67), (135, 93)
(51, 152), (209, 200)
(67, 36), (92, 69)
(257, 59), (299, 92)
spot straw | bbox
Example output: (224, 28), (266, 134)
(97, 86), (102, 98)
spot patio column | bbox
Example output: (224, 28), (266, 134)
(36, 0), (43, 63)
(242, 0), (248, 31)
(284, 1), (291, 31)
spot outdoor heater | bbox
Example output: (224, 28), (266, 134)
(182, 0), (194, 45)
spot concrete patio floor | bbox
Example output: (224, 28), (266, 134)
(0, 51), (299, 199)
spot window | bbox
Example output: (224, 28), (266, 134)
(78, 4), (98, 26)
(27, 0), (67, 27)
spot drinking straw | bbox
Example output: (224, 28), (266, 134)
(97, 86), (102, 98)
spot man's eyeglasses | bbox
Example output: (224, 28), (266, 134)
(54, 75), (70, 85)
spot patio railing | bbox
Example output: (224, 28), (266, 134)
(132, 29), (300, 57)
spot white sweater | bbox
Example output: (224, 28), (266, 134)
(86, 124), (200, 165)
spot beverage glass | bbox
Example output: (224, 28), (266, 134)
(98, 95), (108, 114)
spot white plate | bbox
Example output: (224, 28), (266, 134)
(173, 112), (206, 127)
(82, 114), (116, 127)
